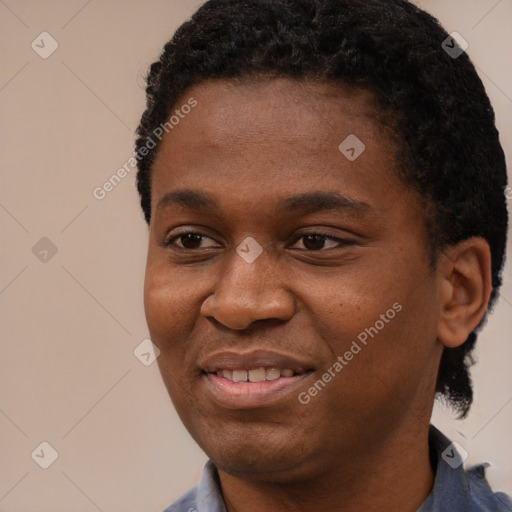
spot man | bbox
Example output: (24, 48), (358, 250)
(135, 0), (511, 510)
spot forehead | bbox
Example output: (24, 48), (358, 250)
(168, 77), (380, 149)
(148, 77), (409, 226)
(189, 77), (378, 119)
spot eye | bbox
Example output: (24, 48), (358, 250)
(291, 233), (353, 251)
(163, 232), (219, 250)
(163, 231), (353, 252)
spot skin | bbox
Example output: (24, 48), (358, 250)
(143, 78), (491, 512)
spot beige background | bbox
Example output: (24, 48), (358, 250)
(0, 1), (511, 510)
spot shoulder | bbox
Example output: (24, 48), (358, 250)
(161, 485), (199, 512)
(161, 460), (226, 512)
(420, 425), (512, 512)
(463, 464), (512, 511)
(419, 461), (512, 511)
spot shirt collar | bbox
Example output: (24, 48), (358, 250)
(195, 460), (226, 512)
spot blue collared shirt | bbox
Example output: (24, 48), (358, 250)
(163, 425), (512, 512)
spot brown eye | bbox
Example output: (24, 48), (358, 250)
(178, 233), (204, 249)
(293, 233), (351, 251)
(164, 232), (219, 250)
(302, 235), (329, 250)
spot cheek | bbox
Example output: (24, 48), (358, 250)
(303, 263), (404, 339)
(143, 264), (195, 349)
(304, 256), (438, 400)
(143, 268), (201, 412)
(323, 283), (439, 415)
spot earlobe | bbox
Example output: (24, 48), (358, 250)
(436, 237), (492, 349)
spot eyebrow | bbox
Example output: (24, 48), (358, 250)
(155, 189), (371, 216)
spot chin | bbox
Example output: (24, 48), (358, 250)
(211, 451), (302, 480)
(192, 424), (310, 479)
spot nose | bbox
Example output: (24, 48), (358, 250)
(200, 245), (295, 330)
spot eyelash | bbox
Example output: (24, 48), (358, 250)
(162, 231), (353, 251)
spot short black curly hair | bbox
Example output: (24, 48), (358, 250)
(135, 0), (508, 418)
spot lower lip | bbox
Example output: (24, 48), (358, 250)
(203, 372), (311, 409)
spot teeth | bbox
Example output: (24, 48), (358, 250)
(248, 368), (266, 382)
(266, 368), (281, 380)
(232, 370), (248, 382)
(215, 368), (297, 382)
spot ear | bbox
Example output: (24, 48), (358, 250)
(436, 237), (492, 348)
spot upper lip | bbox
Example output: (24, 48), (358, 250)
(200, 349), (315, 374)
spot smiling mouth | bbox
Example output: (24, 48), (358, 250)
(199, 350), (315, 408)
(211, 367), (302, 383)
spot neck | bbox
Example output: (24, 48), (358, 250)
(217, 421), (435, 512)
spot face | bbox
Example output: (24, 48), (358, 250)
(144, 78), (444, 482)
